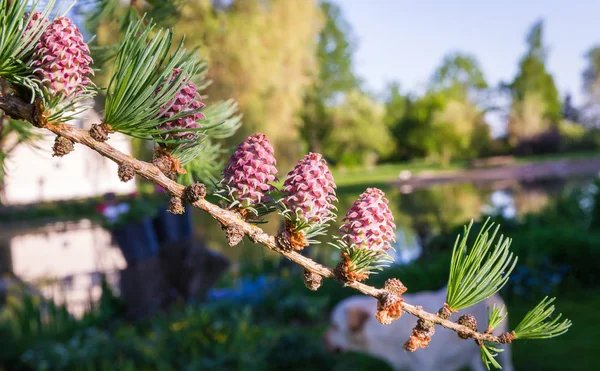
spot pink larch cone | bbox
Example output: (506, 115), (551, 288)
(156, 68), (205, 141)
(340, 187), (396, 252)
(32, 17), (93, 96)
(221, 133), (278, 211)
(282, 152), (337, 226)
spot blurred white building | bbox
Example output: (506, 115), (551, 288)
(5, 220), (126, 317)
(2, 108), (136, 205)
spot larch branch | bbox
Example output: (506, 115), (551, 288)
(0, 92), (503, 344)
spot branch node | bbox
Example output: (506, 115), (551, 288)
(404, 326), (432, 352)
(376, 291), (404, 325)
(457, 314), (478, 339)
(152, 147), (186, 179)
(333, 252), (369, 282)
(276, 227), (308, 251)
(303, 270), (322, 291)
(438, 303), (454, 320)
(167, 196), (185, 214)
(183, 182), (206, 203)
(384, 278), (407, 296)
(118, 163), (135, 182)
(499, 331), (516, 344)
(52, 136), (74, 157)
(89, 123), (111, 142)
(404, 303), (454, 351)
(224, 224), (244, 246)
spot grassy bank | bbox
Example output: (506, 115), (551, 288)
(333, 150), (600, 188)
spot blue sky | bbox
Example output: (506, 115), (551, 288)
(334, 0), (600, 106)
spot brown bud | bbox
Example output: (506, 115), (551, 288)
(303, 270), (322, 291)
(376, 292), (404, 325)
(334, 252), (369, 282)
(52, 136), (74, 157)
(153, 155), (174, 178)
(225, 224), (244, 246)
(438, 303), (453, 320)
(117, 163), (135, 182)
(184, 182), (206, 203)
(89, 123), (109, 142)
(167, 196), (185, 214)
(384, 278), (407, 296)
(404, 328), (432, 352)
(457, 314), (477, 339)
(499, 331), (516, 344)
(404, 317), (436, 351)
(276, 227), (308, 251)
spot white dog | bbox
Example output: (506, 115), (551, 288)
(324, 288), (513, 371)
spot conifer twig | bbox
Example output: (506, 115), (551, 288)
(0, 92), (506, 344)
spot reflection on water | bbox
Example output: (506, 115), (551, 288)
(193, 175), (594, 269)
(0, 175), (595, 315)
(0, 220), (125, 317)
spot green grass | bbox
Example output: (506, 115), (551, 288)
(508, 290), (599, 371)
(332, 150), (600, 188)
(332, 160), (467, 187)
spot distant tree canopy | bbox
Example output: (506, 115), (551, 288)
(175, 0), (323, 169)
(429, 52), (488, 101)
(508, 20), (561, 145)
(299, 0), (360, 158)
(386, 52), (491, 166)
(582, 46), (600, 102)
(323, 89), (393, 167)
(581, 46), (600, 128)
(80, 1), (600, 170)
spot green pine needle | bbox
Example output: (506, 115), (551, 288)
(0, 0), (55, 80)
(487, 304), (507, 332)
(103, 19), (204, 142)
(446, 219), (517, 311)
(201, 99), (242, 140)
(513, 297), (571, 340)
(331, 241), (395, 277)
(179, 141), (225, 185)
(278, 202), (336, 243)
(480, 342), (504, 370)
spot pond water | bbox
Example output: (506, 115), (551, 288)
(0, 173), (596, 315)
(193, 175), (596, 270)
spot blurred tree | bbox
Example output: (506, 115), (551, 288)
(383, 82), (407, 129)
(507, 20), (561, 145)
(175, 0), (322, 169)
(580, 46), (600, 128)
(390, 93), (442, 161)
(387, 52), (491, 165)
(508, 93), (548, 143)
(87, 0), (321, 171)
(582, 46), (600, 103)
(323, 90), (393, 167)
(562, 93), (580, 123)
(429, 52), (488, 101)
(299, 0), (359, 154)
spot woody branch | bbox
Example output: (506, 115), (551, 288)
(0, 92), (503, 344)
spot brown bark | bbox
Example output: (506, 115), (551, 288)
(0, 92), (505, 344)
